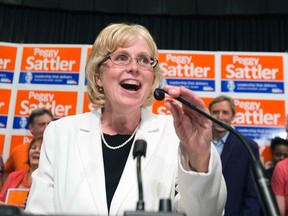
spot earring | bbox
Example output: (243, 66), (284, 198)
(99, 87), (103, 92)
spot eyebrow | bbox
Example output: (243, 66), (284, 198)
(113, 50), (151, 57)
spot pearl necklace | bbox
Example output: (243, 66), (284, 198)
(100, 121), (139, 150)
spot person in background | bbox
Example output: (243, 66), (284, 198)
(209, 95), (260, 216)
(285, 114), (288, 141)
(0, 155), (4, 189)
(265, 137), (288, 182)
(25, 23), (227, 216)
(271, 157), (288, 216)
(0, 136), (43, 209)
(4, 108), (53, 174)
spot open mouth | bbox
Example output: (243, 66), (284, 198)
(31, 155), (40, 160)
(120, 80), (141, 91)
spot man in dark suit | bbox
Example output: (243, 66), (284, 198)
(209, 95), (260, 216)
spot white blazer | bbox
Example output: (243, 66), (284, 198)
(25, 108), (226, 216)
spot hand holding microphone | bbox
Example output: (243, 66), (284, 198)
(154, 85), (212, 173)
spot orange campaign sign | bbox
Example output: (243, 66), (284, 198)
(158, 51), (216, 91)
(0, 134), (5, 155)
(152, 95), (213, 115)
(221, 54), (284, 93)
(0, 88), (11, 128)
(152, 97), (172, 115)
(84, 46), (92, 85)
(87, 47), (92, 59)
(259, 145), (273, 169)
(9, 135), (33, 155)
(82, 92), (98, 113)
(5, 188), (29, 205)
(0, 45), (18, 84)
(233, 98), (286, 139)
(19, 46), (82, 85)
(13, 89), (78, 129)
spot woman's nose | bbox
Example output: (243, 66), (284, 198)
(127, 59), (139, 73)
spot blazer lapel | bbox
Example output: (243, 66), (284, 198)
(221, 133), (235, 171)
(109, 108), (159, 215)
(77, 109), (108, 215)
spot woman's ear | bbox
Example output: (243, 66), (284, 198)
(96, 79), (103, 88)
(95, 72), (103, 87)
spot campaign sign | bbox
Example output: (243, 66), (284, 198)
(13, 90), (78, 129)
(152, 95), (213, 115)
(19, 46), (81, 85)
(0, 89), (11, 128)
(259, 145), (273, 169)
(152, 97), (172, 115)
(84, 47), (92, 85)
(221, 54), (284, 93)
(233, 98), (286, 140)
(9, 135), (32, 154)
(82, 92), (97, 113)
(158, 51), (215, 92)
(0, 45), (17, 84)
(0, 134), (4, 154)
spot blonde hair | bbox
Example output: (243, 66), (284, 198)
(85, 23), (163, 107)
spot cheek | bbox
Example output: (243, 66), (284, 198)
(226, 116), (234, 122)
(28, 151), (33, 158)
(102, 71), (120, 85)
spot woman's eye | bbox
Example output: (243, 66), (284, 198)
(115, 54), (128, 61)
(139, 56), (150, 64)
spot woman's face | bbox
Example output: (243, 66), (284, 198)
(99, 37), (154, 112)
(29, 140), (42, 169)
(272, 144), (288, 165)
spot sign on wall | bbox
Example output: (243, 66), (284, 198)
(0, 43), (287, 166)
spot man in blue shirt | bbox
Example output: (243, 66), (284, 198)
(209, 95), (260, 216)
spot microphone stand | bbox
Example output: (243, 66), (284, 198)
(133, 139), (146, 211)
(124, 139), (186, 216)
(154, 88), (280, 216)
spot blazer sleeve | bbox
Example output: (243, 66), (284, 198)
(175, 145), (227, 216)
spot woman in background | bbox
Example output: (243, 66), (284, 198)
(0, 135), (42, 208)
(265, 137), (288, 181)
(271, 157), (288, 216)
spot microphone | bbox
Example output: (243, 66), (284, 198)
(154, 88), (279, 216)
(133, 139), (147, 211)
(124, 139), (186, 216)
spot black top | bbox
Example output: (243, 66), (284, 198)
(102, 134), (134, 213)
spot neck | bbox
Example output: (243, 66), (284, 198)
(212, 131), (228, 141)
(101, 108), (141, 135)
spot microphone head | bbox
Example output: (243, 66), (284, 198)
(154, 88), (166, 101)
(133, 139), (147, 158)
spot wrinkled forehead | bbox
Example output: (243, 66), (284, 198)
(115, 37), (153, 54)
(114, 36), (153, 54)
